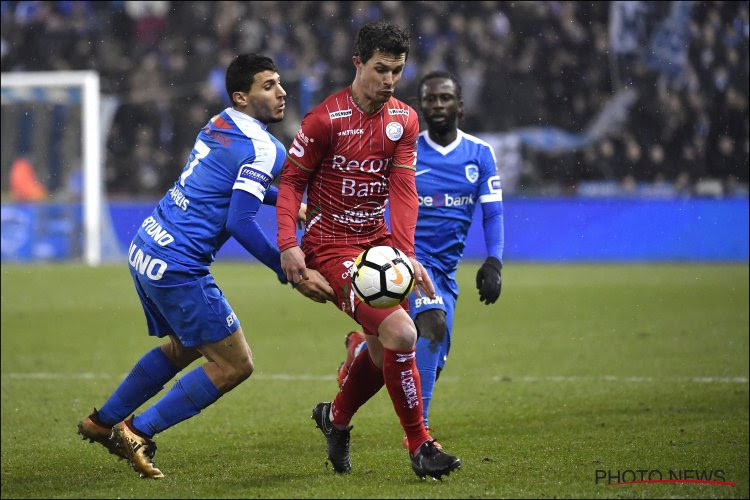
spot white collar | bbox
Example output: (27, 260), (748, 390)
(421, 129), (463, 156)
(225, 107), (268, 133)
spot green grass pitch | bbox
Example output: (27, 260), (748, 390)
(1, 262), (748, 498)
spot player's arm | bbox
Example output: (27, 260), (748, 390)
(226, 189), (287, 283)
(389, 112), (435, 299)
(277, 112), (328, 284)
(228, 175), (333, 301)
(262, 185), (278, 205)
(277, 161), (312, 283)
(263, 185), (306, 229)
(476, 147), (505, 305)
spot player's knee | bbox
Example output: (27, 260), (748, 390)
(390, 320), (418, 349)
(234, 355), (254, 383)
(415, 309), (447, 343)
(161, 338), (200, 370)
(216, 354), (254, 390)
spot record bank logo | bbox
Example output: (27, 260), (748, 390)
(595, 468), (735, 487)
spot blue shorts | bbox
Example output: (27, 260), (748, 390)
(408, 264), (457, 368)
(128, 239), (240, 348)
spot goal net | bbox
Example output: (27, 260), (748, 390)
(1, 70), (121, 265)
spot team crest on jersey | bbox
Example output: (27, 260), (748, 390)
(386, 122), (404, 141)
(465, 164), (479, 183)
(329, 109), (352, 119)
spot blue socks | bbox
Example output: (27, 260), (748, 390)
(98, 347), (179, 426)
(133, 366), (221, 437)
(415, 335), (442, 428)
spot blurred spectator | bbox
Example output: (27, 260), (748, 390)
(1, 1), (747, 198)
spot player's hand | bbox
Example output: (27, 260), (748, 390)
(410, 257), (436, 300)
(476, 257), (502, 305)
(297, 203), (307, 230)
(280, 246), (309, 284)
(295, 268), (336, 303)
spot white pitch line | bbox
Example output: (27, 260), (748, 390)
(489, 375), (749, 384)
(1, 372), (747, 384)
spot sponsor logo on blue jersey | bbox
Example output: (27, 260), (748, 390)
(239, 166), (272, 189)
(418, 193), (475, 207)
(128, 242), (168, 281)
(414, 295), (444, 308)
(141, 216), (174, 246)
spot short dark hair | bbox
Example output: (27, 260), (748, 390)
(354, 21), (411, 64)
(225, 54), (278, 103)
(418, 71), (463, 101)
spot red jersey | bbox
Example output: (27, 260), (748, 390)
(277, 86), (419, 262)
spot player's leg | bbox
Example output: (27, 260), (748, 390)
(78, 269), (199, 458)
(111, 272), (245, 478)
(310, 256), (387, 473)
(420, 271), (458, 428)
(337, 330), (367, 389)
(339, 304), (433, 450)
(370, 308), (461, 479)
(130, 327), (251, 436)
(414, 309), (447, 427)
(368, 308), (430, 451)
(411, 268), (449, 430)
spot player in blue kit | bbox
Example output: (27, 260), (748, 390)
(77, 54), (334, 479)
(338, 71), (504, 444)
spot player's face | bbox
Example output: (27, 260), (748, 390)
(354, 50), (406, 107)
(243, 70), (286, 124)
(420, 78), (463, 134)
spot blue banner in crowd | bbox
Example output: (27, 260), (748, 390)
(2, 198), (748, 263)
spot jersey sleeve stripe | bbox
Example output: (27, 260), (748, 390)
(285, 154), (314, 172)
(392, 163), (416, 171)
(479, 192), (503, 203)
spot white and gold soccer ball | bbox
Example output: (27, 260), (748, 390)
(351, 246), (415, 308)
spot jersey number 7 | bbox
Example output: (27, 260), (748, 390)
(180, 139), (211, 187)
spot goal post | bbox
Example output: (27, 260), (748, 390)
(2, 70), (103, 265)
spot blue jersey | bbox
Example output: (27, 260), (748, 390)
(135, 107), (286, 273)
(414, 129), (503, 273)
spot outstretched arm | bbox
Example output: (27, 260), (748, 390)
(226, 189), (286, 283)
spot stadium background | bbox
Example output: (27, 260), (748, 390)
(1, 0), (748, 263)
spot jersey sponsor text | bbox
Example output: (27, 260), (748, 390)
(329, 109), (353, 119)
(128, 242), (168, 281)
(141, 216), (175, 246)
(418, 193), (475, 207)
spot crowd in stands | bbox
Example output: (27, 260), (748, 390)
(1, 1), (748, 198)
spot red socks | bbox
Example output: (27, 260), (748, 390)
(382, 348), (430, 455)
(331, 346), (431, 456)
(332, 349), (384, 427)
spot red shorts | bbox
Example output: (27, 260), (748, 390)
(306, 238), (408, 336)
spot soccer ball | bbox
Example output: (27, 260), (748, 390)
(351, 246), (415, 308)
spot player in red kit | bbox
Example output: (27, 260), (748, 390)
(276, 22), (461, 480)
